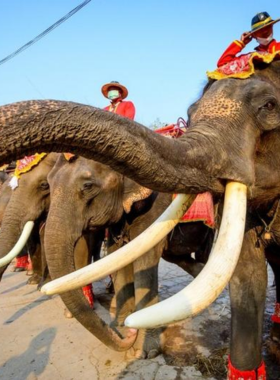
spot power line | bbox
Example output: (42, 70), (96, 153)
(0, 0), (91, 66)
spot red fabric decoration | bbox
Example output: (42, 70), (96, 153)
(228, 356), (266, 380)
(82, 284), (94, 308)
(154, 123), (185, 138)
(173, 192), (215, 228)
(271, 302), (280, 323)
(208, 50), (280, 80)
(180, 191), (215, 228)
(14, 255), (29, 270)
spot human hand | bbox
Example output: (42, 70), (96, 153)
(240, 32), (252, 45)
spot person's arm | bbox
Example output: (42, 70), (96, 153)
(217, 32), (252, 67)
(124, 101), (136, 120)
(272, 40), (280, 53)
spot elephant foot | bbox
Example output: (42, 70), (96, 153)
(64, 309), (73, 319)
(27, 273), (41, 285)
(26, 261), (33, 276)
(12, 267), (26, 272)
(37, 276), (51, 291)
(125, 328), (162, 360)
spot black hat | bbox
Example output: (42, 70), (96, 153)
(248, 11), (280, 35)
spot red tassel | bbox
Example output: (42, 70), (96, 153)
(82, 284), (94, 308)
(271, 303), (280, 323)
(228, 356), (266, 379)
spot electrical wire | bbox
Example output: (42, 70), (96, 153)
(0, 0), (91, 66)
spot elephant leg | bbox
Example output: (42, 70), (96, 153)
(27, 242), (42, 284)
(127, 243), (164, 359)
(229, 228), (267, 376)
(265, 244), (280, 362)
(110, 263), (135, 325)
(37, 224), (51, 290)
(74, 236), (94, 308)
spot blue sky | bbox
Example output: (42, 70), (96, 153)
(0, 1), (279, 126)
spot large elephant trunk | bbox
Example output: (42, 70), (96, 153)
(0, 100), (256, 194)
(44, 203), (137, 351)
(0, 199), (31, 280)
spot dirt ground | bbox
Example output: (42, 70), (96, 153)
(0, 259), (279, 380)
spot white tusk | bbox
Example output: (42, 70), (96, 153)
(0, 221), (34, 267)
(125, 181), (247, 329)
(41, 193), (196, 295)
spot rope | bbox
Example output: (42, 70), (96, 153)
(0, 0), (91, 66)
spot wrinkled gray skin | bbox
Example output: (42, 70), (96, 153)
(0, 154), (59, 284)
(0, 154), (102, 295)
(1, 61), (280, 371)
(45, 154), (212, 358)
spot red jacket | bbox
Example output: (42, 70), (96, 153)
(104, 100), (135, 120)
(217, 39), (280, 67)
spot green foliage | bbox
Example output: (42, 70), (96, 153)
(149, 118), (168, 131)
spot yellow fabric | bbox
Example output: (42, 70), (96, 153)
(207, 50), (280, 80)
(0, 164), (8, 171)
(252, 17), (272, 29)
(14, 153), (47, 178)
(234, 40), (244, 48)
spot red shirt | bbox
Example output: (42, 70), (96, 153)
(104, 100), (135, 120)
(217, 39), (280, 67)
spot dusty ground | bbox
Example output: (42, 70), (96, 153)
(0, 259), (279, 380)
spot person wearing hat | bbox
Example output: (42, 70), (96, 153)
(101, 81), (135, 120)
(217, 11), (280, 67)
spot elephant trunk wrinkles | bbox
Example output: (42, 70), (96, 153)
(44, 207), (136, 351)
(0, 200), (28, 280)
(0, 100), (254, 194)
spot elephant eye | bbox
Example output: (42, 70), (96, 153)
(82, 182), (94, 191)
(39, 181), (49, 190)
(262, 101), (276, 111)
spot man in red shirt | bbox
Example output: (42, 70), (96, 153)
(102, 81), (135, 120)
(217, 12), (280, 67)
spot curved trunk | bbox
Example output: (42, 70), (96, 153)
(44, 203), (136, 351)
(0, 221), (34, 267)
(0, 199), (30, 280)
(0, 100), (255, 193)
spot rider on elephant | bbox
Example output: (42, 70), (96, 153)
(102, 81), (136, 120)
(217, 11), (280, 67)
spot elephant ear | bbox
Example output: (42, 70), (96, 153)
(47, 153), (72, 182)
(123, 177), (153, 214)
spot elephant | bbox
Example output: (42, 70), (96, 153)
(43, 153), (212, 358)
(1, 59), (280, 377)
(0, 154), (59, 283)
(0, 153), (100, 310)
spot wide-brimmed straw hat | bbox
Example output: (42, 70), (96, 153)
(101, 81), (128, 99)
(248, 11), (280, 36)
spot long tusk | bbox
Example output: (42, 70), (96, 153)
(41, 193), (196, 295)
(125, 181), (247, 329)
(0, 221), (34, 267)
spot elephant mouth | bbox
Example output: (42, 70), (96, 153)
(41, 181), (247, 328)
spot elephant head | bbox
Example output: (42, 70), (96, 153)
(0, 153), (58, 280)
(43, 154), (159, 353)
(1, 60), (280, 373)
